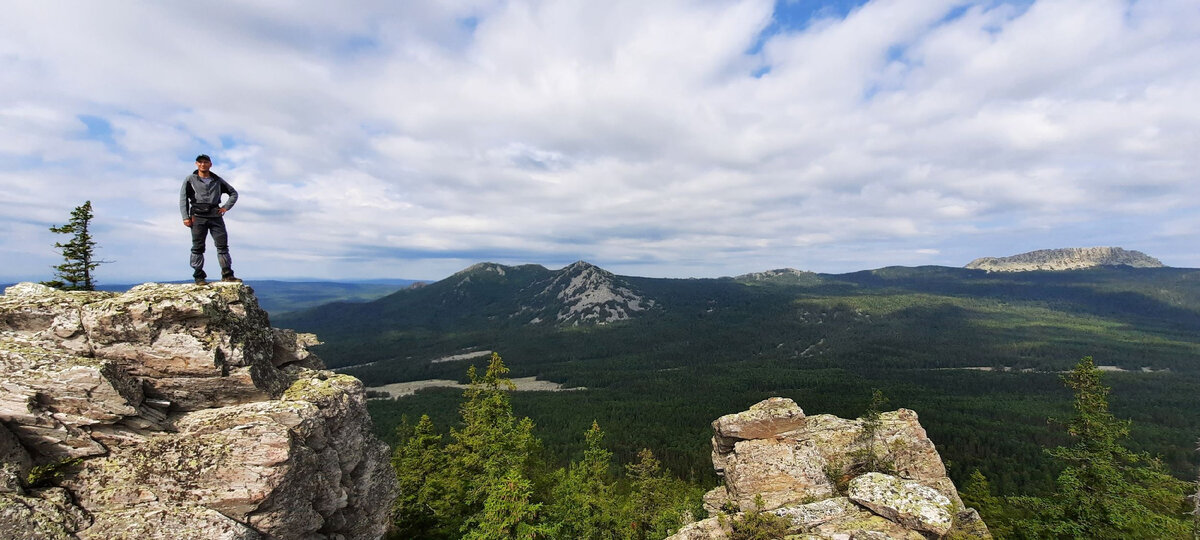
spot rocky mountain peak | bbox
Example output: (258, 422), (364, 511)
(532, 261), (655, 325)
(0, 282), (394, 538)
(670, 398), (992, 539)
(734, 268), (822, 285)
(965, 247), (1164, 272)
(455, 261), (511, 276)
(451, 262), (512, 285)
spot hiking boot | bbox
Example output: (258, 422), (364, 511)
(221, 276), (242, 283)
(194, 278), (208, 286)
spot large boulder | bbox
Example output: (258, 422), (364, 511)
(0, 335), (148, 461)
(668, 397), (991, 539)
(848, 472), (955, 536)
(721, 438), (834, 511)
(711, 397), (807, 455)
(796, 409), (961, 506)
(0, 282), (395, 539)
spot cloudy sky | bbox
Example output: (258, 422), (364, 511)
(2, 0), (1198, 283)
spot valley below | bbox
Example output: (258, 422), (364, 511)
(277, 259), (1200, 497)
(365, 375), (580, 398)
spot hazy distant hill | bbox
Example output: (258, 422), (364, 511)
(245, 280), (417, 314)
(6, 279), (418, 314)
(965, 247), (1164, 272)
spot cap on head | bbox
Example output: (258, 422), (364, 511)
(195, 154), (212, 163)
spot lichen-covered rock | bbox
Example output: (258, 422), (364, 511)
(0, 283), (111, 356)
(808, 506), (926, 539)
(664, 515), (731, 540)
(953, 508), (993, 538)
(723, 438), (834, 511)
(791, 409), (957, 505)
(1, 417), (33, 492)
(770, 496), (858, 529)
(79, 283), (290, 410)
(848, 472), (954, 536)
(0, 487), (92, 539)
(702, 485), (729, 515)
(0, 282), (395, 539)
(683, 398), (991, 539)
(79, 501), (260, 540)
(712, 397), (806, 455)
(0, 336), (147, 461)
(62, 372), (391, 539)
(270, 328), (324, 370)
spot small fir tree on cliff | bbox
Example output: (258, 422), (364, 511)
(43, 201), (104, 290)
(852, 389), (894, 475)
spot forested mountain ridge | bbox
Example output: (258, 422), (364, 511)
(276, 262), (1200, 497)
(275, 260), (657, 366)
(279, 262), (1200, 374)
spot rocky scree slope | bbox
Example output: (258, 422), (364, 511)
(526, 261), (654, 325)
(965, 247), (1163, 272)
(670, 398), (991, 539)
(0, 282), (394, 539)
(446, 261), (655, 325)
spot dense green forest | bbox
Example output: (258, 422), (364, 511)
(278, 265), (1200, 501)
(386, 354), (1194, 538)
(387, 353), (703, 539)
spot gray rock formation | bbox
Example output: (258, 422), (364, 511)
(534, 261), (654, 325)
(0, 282), (394, 539)
(733, 268), (822, 286)
(671, 397), (991, 539)
(965, 247), (1164, 272)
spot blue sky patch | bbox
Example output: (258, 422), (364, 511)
(748, 0), (873, 55)
(77, 115), (115, 146)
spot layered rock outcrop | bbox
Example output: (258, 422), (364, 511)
(671, 398), (991, 539)
(0, 282), (394, 539)
(965, 247), (1163, 272)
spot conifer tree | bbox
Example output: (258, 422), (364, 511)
(852, 389), (893, 474)
(1194, 439), (1199, 539)
(623, 448), (698, 540)
(445, 353), (542, 536)
(546, 421), (620, 539)
(462, 468), (550, 540)
(391, 415), (455, 538)
(1010, 357), (1192, 538)
(44, 201), (103, 290)
(960, 469), (1014, 538)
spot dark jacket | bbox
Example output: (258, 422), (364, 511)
(179, 171), (238, 219)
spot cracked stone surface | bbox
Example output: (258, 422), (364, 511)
(668, 398), (991, 539)
(0, 282), (395, 539)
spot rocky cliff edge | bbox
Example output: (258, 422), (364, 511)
(0, 282), (394, 539)
(670, 398), (991, 539)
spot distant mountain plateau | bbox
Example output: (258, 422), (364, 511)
(965, 247), (1164, 272)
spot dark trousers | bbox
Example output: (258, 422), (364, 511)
(190, 215), (233, 279)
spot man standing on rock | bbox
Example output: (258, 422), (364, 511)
(180, 154), (241, 285)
